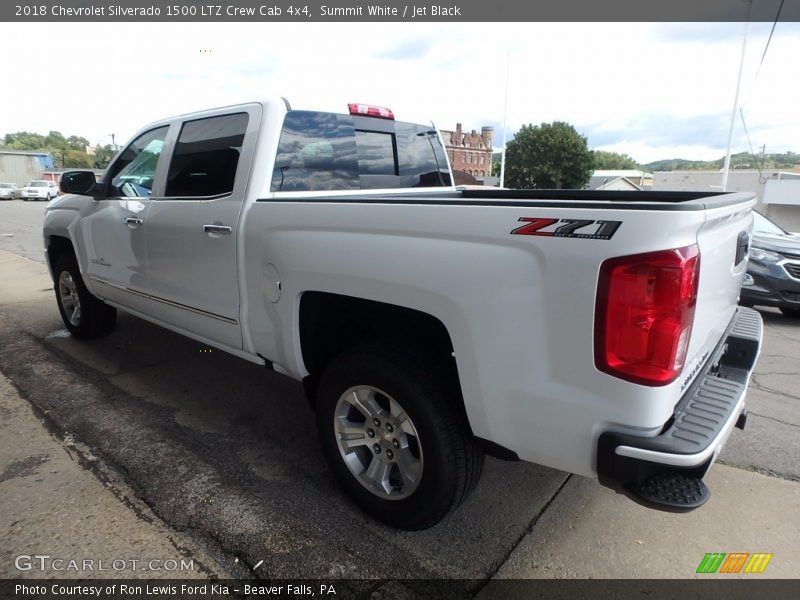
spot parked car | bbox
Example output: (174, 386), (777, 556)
(45, 98), (761, 529)
(21, 180), (59, 200)
(0, 182), (19, 200)
(740, 210), (800, 318)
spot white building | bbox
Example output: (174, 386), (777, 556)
(587, 174), (642, 191)
(591, 169), (653, 188)
(653, 169), (800, 231)
(0, 151), (56, 186)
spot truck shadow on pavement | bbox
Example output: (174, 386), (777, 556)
(0, 311), (568, 586)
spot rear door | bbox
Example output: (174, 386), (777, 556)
(142, 105), (261, 349)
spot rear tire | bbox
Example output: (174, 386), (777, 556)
(315, 342), (483, 530)
(780, 307), (800, 318)
(54, 254), (117, 339)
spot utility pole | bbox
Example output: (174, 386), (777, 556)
(499, 52), (510, 188)
(721, 4), (751, 191)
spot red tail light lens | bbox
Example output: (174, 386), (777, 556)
(595, 245), (700, 386)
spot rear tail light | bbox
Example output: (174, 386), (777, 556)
(595, 245), (700, 386)
(348, 103), (395, 120)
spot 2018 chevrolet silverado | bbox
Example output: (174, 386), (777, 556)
(43, 99), (762, 529)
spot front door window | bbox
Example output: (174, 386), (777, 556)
(107, 127), (169, 198)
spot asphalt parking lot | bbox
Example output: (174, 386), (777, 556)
(1, 199), (799, 591)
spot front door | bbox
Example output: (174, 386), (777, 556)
(142, 106), (261, 349)
(81, 126), (169, 311)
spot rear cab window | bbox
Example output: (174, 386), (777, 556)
(271, 111), (451, 192)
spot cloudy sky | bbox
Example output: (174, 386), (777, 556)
(1, 21), (798, 164)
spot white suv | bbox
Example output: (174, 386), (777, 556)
(21, 180), (58, 201)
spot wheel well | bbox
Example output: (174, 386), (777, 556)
(299, 292), (458, 403)
(46, 236), (75, 273)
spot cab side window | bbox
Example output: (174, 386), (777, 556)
(165, 113), (249, 198)
(394, 123), (452, 188)
(107, 127), (169, 198)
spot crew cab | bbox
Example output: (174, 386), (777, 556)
(44, 98), (762, 529)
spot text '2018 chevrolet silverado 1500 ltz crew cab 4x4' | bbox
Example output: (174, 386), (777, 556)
(45, 99), (762, 529)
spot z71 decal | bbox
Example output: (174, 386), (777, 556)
(510, 217), (622, 240)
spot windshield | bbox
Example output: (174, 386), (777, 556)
(28, 181), (48, 187)
(753, 211), (786, 236)
(0, 183), (11, 188)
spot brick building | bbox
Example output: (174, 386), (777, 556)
(439, 124), (494, 179)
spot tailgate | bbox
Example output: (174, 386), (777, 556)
(684, 195), (756, 384)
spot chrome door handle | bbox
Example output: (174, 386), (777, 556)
(124, 217), (143, 227)
(203, 224), (232, 235)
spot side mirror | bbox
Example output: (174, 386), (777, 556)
(60, 171), (103, 199)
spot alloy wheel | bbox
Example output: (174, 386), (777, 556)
(333, 385), (423, 500)
(58, 271), (81, 326)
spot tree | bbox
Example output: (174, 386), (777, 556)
(593, 150), (640, 170)
(63, 150), (93, 168)
(67, 135), (90, 151)
(93, 144), (116, 169)
(1, 129), (100, 169)
(45, 131), (68, 151)
(504, 122), (593, 189)
(4, 131), (47, 151)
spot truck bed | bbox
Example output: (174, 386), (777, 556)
(261, 189), (751, 212)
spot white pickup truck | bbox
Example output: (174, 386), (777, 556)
(44, 98), (762, 529)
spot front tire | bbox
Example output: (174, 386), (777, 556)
(315, 343), (483, 530)
(54, 254), (117, 339)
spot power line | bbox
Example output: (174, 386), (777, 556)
(735, 0), (786, 177)
(739, 107), (763, 180)
(756, 0), (784, 78)
(742, 0), (784, 108)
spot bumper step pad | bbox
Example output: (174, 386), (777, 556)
(632, 471), (710, 512)
(597, 307), (762, 513)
